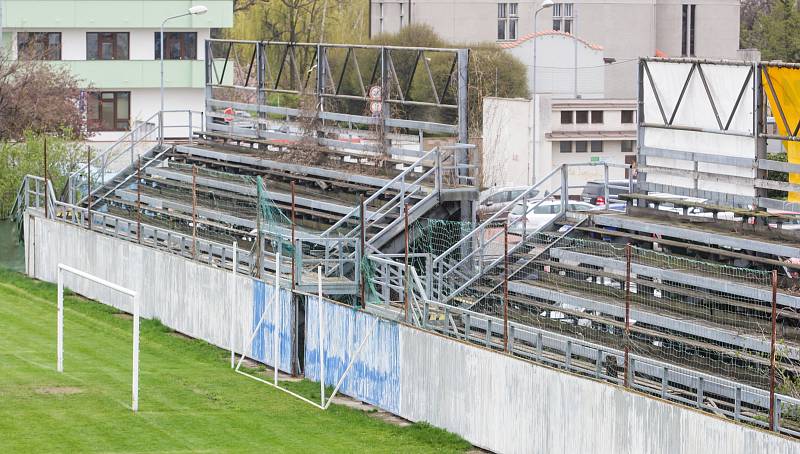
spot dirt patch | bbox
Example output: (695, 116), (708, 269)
(113, 313), (132, 320)
(169, 331), (194, 340)
(35, 386), (83, 395)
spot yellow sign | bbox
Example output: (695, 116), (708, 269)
(762, 66), (800, 202)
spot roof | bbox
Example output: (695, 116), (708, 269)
(498, 31), (604, 51)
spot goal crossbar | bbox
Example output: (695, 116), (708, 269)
(57, 263), (140, 412)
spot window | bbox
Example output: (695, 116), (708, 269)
(552, 3), (574, 34)
(575, 141), (588, 153)
(17, 32), (62, 60)
(560, 141), (572, 153)
(87, 32), (129, 60)
(576, 111), (588, 124)
(155, 32), (198, 60)
(560, 111), (573, 124)
(497, 3), (519, 40)
(591, 110), (604, 124)
(621, 110), (634, 124)
(591, 141), (603, 153)
(681, 5), (696, 57)
(621, 140), (634, 153)
(87, 92), (130, 131)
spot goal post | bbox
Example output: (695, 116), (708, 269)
(57, 263), (140, 412)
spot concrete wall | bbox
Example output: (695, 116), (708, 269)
(503, 33), (605, 99)
(24, 213), (291, 373)
(304, 294), (799, 454)
(26, 213), (799, 453)
(304, 296), (401, 413)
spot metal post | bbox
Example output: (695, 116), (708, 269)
(192, 165), (197, 259)
(503, 222), (509, 353)
(624, 243), (632, 388)
(291, 181), (296, 290)
(137, 157), (142, 243)
(43, 135), (48, 219)
(273, 249), (281, 386)
(86, 146), (92, 231)
(57, 268), (63, 372)
(404, 203), (409, 322)
(359, 194), (366, 308)
(132, 293), (140, 412)
(317, 265), (325, 407)
(770, 269), (778, 431)
(603, 163), (610, 210)
(230, 241), (238, 368)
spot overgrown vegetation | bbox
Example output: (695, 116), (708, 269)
(0, 269), (471, 453)
(0, 133), (85, 217)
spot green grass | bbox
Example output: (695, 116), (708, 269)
(0, 269), (470, 453)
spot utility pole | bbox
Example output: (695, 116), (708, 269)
(770, 269), (778, 431)
(624, 243), (632, 387)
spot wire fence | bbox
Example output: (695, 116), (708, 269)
(409, 217), (800, 403)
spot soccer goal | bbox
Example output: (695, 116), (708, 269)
(56, 263), (140, 412)
(232, 252), (378, 410)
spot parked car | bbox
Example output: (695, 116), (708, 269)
(580, 179), (634, 206)
(507, 200), (597, 234)
(477, 186), (539, 221)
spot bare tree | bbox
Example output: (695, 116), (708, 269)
(0, 51), (85, 140)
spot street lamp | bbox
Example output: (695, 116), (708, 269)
(531, 0), (553, 184)
(160, 5), (208, 138)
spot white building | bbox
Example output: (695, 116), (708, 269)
(0, 0), (233, 143)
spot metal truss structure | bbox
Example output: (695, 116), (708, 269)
(205, 39), (469, 143)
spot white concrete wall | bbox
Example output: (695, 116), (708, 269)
(25, 213), (252, 358)
(25, 214), (800, 454)
(482, 97), (534, 187)
(398, 326), (799, 454)
(504, 33), (605, 99)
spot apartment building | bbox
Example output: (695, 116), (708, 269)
(370, 0), (742, 98)
(0, 1), (233, 142)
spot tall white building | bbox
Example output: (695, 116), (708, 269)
(0, 0), (233, 142)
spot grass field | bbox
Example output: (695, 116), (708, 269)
(0, 269), (470, 453)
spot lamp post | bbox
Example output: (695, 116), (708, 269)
(160, 5), (208, 141)
(531, 0), (553, 184)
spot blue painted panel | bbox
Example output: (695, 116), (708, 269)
(251, 279), (293, 373)
(304, 296), (400, 413)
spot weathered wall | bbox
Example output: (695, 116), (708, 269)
(25, 213), (291, 373)
(250, 281), (293, 373)
(304, 296), (401, 413)
(304, 295), (798, 454)
(26, 214), (799, 454)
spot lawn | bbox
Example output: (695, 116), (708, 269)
(0, 269), (470, 453)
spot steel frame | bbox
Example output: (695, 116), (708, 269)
(205, 39), (469, 142)
(638, 58), (800, 211)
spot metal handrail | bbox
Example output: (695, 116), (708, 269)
(67, 110), (203, 204)
(320, 146), (440, 238)
(433, 164), (564, 265)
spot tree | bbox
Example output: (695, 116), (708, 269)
(0, 52), (85, 140)
(0, 52), (86, 217)
(741, 0), (800, 61)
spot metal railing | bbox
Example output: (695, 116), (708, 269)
(360, 276), (800, 437)
(17, 175), (359, 293)
(66, 110), (203, 205)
